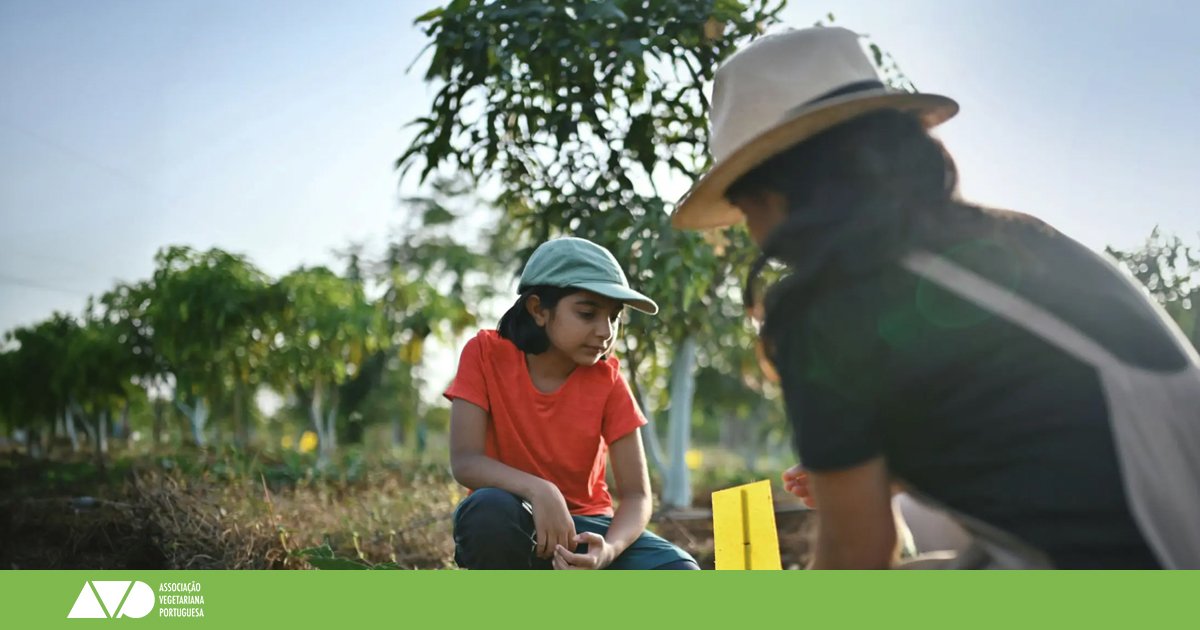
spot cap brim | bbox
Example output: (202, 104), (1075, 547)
(671, 90), (958, 230)
(572, 282), (659, 315)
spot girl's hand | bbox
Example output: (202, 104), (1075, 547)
(782, 464), (817, 509)
(552, 531), (614, 570)
(530, 483), (577, 560)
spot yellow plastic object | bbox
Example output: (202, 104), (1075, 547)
(712, 479), (783, 570)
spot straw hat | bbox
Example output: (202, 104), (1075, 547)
(671, 26), (959, 230)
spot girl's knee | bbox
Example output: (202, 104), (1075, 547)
(453, 488), (532, 546)
(452, 488), (538, 569)
(460, 487), (522, 509)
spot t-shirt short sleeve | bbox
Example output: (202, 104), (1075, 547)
(601, 369), (648, 445)
(774, 282), (890, 471)
(443, 335), (490, 412)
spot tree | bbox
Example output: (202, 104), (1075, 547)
(145, 246), (275, 447)
(97, 280), (171, 446)
(0, 348), (17, 439)
(3, 310), (139, 466)
(274, 266), (378, 464)
(400, 0), (787, 508)
(4, 314), (79, 458)
(399, 1), (928, 506)
(1107, 229), (1200, 350)
(373, 182), (499, 451)
(61, 313), (139, 468)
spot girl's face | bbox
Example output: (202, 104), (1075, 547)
(527, 290), (623, 367)
(729, 189), (788, 247)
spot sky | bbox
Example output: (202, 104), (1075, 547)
(2, 0), (1198, 345)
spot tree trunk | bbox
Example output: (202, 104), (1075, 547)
(98, 409), (109, 456)
(195, 399), (209, 447)
(637, 395), (667, 478)
(320, 393), (339, 465)
(176, 397), (209, 447)
(64, 406), (80, 453)
(623, 347), (667, 478)
(310, 381), (337, 467)
(391, 412), (405, 446)
(309, 381), (324, 444)
(77, 406), (96, 447)
(662, 336), (697, 510)
(153, 397), (164, 447)
(64, 400), (79, 448)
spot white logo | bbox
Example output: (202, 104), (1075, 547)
(68, 581), (155, 619)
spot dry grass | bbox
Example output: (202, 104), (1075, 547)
(2, 449), (461, 570)
(127, 463), (460, 570)
(2, 448), (812, 570)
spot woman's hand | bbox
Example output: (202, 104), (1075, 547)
(552, 531), (615, 570)
(782, 463), (817, 508)
(530, 483), (577, 560)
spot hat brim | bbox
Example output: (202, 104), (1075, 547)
(671, 90), (959, 230)
(572, 282), (659, 316)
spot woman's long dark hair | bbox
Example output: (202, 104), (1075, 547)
(733, 109), (1045, 350)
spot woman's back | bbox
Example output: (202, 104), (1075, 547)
(771, 206), (1191, 567)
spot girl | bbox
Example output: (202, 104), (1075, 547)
(445, 237), (699, 570)
(671, 27), (1200, 568)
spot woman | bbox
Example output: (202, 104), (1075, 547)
(671, 26), (1200, 568)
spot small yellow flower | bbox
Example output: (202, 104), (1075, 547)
(685, 449), (703, 470)
(281, 434), (295, 450)
(298, 431), (319, 454)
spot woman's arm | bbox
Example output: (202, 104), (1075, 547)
(807, 456), (898, 569)
(449, 398), (575, 559)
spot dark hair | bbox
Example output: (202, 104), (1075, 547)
(732, 108), (1051, 350)
(731, 109), (959, 340)
(497, 285), (578, 354)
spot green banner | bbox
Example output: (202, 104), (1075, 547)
(3, 571), (1195, 629)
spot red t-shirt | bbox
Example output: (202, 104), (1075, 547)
(443, 330), (647, 516)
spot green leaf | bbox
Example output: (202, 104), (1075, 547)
(423, 205), (456, 226)
(579, 1), (628, 23)
(293, 544), (334, 559)
(292, 544), (372, 569)
(305, 556), (373, 570)
(414, 7), (444, 24)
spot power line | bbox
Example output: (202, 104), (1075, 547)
(0, 118), (165, 197)
(0, 272), (91, 296)
(0, 246), (98, 272)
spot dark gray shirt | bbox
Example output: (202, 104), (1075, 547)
(770, 225), (1177, 568)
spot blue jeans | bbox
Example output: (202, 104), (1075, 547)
(453, 487), (699, 570)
